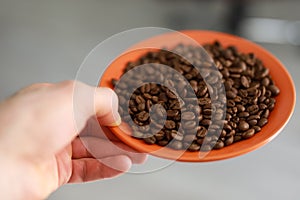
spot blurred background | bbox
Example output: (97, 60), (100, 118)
(0, 0), (299, 199)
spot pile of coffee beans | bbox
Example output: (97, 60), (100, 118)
(112, 41), (280, 151)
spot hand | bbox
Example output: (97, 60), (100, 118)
(0, 81), (147, 200)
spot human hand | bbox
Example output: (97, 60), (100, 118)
(0, 81), (147, 200)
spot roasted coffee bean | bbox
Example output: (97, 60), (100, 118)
(137, 103), (145, 111)
(196, 138), (204, 145)
(241, 75), (250, 88)
(171, 130), (184, 141)
(143, 93), (152, 100)
(203, 109), (212, 115)
(262, 77), (270, 86)
(183, 134), (196, 143)
(234, 135), (242, 142)
(253, 126), (261, 132)
(165, 120), (176, 129)
(257, 118), (268, 127)
(200, 119), (211, 126)
(167, 110), (179, 118)
(198, 97), (211, 105)
(186, 143), (200, 151)
(236, 104), (245, 112)
(239, 89), (248, 98)
(197, 126), (207, 137)
(132, 131), (143, 138)
(227, 99), (235, 107)
(247, 105), (259, 114)
(248, 119), (258, 126)
(183, 121), (197, 130)
(225, 136), (234, 146)
(166, 90), (177, 99)
(214, 140), (224, 149)
(154, 131), (165, 141)
(238, 121), (250, 131)
(226, 130), (235, 138)
(201, 144), (212, 151)
(113, 42), (279, 151)
(136, 111), (149, 122)
(247, 115), (260, 121)
(182, 111), (196, 120)
(143, 134), (156, 144)
(158, 140), (169, 146)
(226, 90), (237, 99)
(135, 95), (145, 104)
(238, 111), (250, 118)
(242, 129), (255, 139)
(262, 109), (270, 118)
(170, 140), (183, 150)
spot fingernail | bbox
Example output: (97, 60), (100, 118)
(107, 114), (121, 127)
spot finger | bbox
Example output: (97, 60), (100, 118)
(72, 137), (147, 164)
(73, 81), (121, 130)
(68, 155), (131, 183)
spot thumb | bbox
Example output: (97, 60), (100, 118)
(94, 87), (121, 126)
(73, 82), (121, 133)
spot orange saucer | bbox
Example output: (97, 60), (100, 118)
(99, 30), (295, 162)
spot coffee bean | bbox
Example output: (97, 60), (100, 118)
(241, 75), (250, 88)
(183, 121), (197, 130)
(137, 103), (145, 111)
(132, 131), (143, 138)
(170, 140), (183, 150)
(238, 121), (250, 131)
(167, 110), (179, 118)
(154, 131), (165, 141)
(234, 135), (242, 142)
(224, 136), (234, 146)
(171, 130), (184, 141)
(242, 129), (255, 139)
(226, 90), (237, 99)
(268, 85), (280, 96)
(257, 118), (268, 127)
(262, 77), (270, 86)
(201, 144), (212, 151)
(200, 119), (211, 126)
(214, 140), (224, 149)
(165, 120), (176, 129)
(182, 111), (196, 120)
(252, 126), (261, 132)
(247, 105), (259, 114)
(198, 97), (211, 105)
(136, 111), (149, 122)
(166, 90), (177, 99)
(262, 109), (270, 118)
(247, 115), (260, 121)
(227, 99), (235, 107)
(185, 142), (200, 151)
(169, 100), (181, 110)
(236, 104), (245, 112)
(183, 134), (196, 143)
(238, 111), (250, 118)
(143, 93), (152, 100)
(196, 138), (204, 145)
(197, 126), (207, 137)
(143, 134), (156, 144)
(158, 140), (168, 146)
(203, 108), (212, 115)
(248, 119), (258, 126)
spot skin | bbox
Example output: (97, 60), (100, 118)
(0, 81), (147, 199)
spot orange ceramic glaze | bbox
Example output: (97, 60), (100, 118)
(99, 30), (296, 162)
